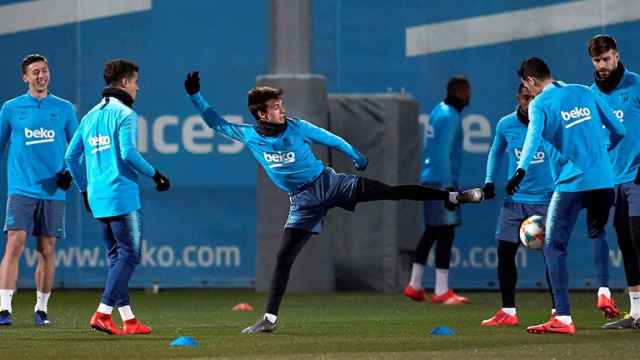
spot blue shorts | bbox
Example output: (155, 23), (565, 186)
(495, 202), (548, 243)
(4, 194), (66, 238)
(422, 182), (460, 226)
(613, 181), (640, 227)
(286, 168), (359, 233)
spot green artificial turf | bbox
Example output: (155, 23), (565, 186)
(0, 290), (637, 359)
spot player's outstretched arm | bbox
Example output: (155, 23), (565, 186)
(298, 120), (368, 170)
(184, 71), (248, 143)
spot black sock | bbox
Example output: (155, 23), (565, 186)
(497, 241), (519, 308)
(434, 226), (455, 269)
(355, 177), (449, 203)
(625, 216), (640, 286)
(264, 228), (313, 316)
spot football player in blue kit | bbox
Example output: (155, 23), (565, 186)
(588, 35), (640, 330)
(508, 57), (625, 334)
(183, 71), (484, 333)
(0, 54), (78, 326)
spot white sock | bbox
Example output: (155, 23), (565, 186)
(555, 315), (572, 325)
(118, 305), (135, 321)
(0, 289), (14, 313)
(264, 313), (277, 323)
(34, 291), (51, 313)
(97, 303), (113, 315)
(629, 291), (640, 319)
(597, 287), (611, 298)
(502, 307), (516, 316)
(408, 263), (424, 289)
(434, 269), (449, 296)
(448, 192), (459, 204)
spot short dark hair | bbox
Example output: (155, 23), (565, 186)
(517, 57), (551, 81)
(21, 54), (48, 74)
(248, 86), (283, 120)
(588, 34), (617, 57)
(446, 75), (470, 94)
(103, 59), (139, 86)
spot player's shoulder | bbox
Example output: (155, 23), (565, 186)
(1, 93), (29, 109)
(497, 111), (518, 128)
(623, 69), (640, 87)
(47, 94), (74, 109)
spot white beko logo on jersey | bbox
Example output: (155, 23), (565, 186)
(514, 148), (545, 164)
(88, 135), (112, 154)
(264, 151), (296, 168)
(560, 107), (591, 128)
(24, 128), (55, 146)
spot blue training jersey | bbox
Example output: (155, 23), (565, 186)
(190, 92), (366, 193)
(517, 81), (625, 192)
(591, 69), (640, 185)
(420, 101), (463, 187)
(65, 96), (156, 218)
(0, 92), (78, 200)
(485, 111), (553, 204)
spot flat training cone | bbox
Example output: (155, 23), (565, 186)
(232, 303), (254, 312)
(429, 326), (455, 336)
(170, 336), (199, 347)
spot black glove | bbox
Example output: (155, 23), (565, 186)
(184, 71), (200, 95)
(506, 169), (526, 195)
(444, 187), (458, 211)
(153, 170), (171, 192)
(354, 156), (369, 171)
(81, 192), (92, 214)
(635, 167), (640, 185)
(482, 182), (496, 200)
(56, 170), (73, 191)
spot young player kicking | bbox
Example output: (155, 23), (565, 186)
(65, 59), (171, 335)
(183, 71), (483, 333)
(481, 84), (618, 327)
(508, 57), (625, 334)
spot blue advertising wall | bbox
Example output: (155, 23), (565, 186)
(0, 1), (638, 288)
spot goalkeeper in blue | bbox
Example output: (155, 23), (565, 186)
(481, 84), (617, 327)
(508, 57), (625, 335)
(184, 72), (483, 334)
(588, 34), (640, 330)
(65, 59), (171, 336)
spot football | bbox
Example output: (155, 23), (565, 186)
(519, 215), (546, 250)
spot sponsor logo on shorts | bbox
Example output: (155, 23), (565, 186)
(263, 151), (296, 168)
(88, 135), (112, 154)
(514, 148), (545, 164)
(24, 127), (55, 145)
(560, 107), (591, 128)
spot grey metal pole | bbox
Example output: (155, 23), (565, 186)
(270, 0), (311, 74)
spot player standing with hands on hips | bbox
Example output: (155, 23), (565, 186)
(184, 71), (484, 333)
(65, 59), (170, 335)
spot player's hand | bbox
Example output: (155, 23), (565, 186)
(506, 169), (526, 195)
(635, 167), (640, 185)
(153, 170), (171, 192)
(482, 182), (496, 200)
(184, 71), (200, 95)
(81, 192), (92, 214)
(354, 155), (368, 171)
(444, 187), (458, 211)
(56, 170), (73, 191)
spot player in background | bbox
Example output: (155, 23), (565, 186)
(183, 71), (483, 333)
(508, 57), (625, 334)
(65, 59), (171, 335)
(481, 84), (618, 326)
(588, 34), (640, 330)
(404, 76), (471, 305)
(0, 54), (77, 326)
